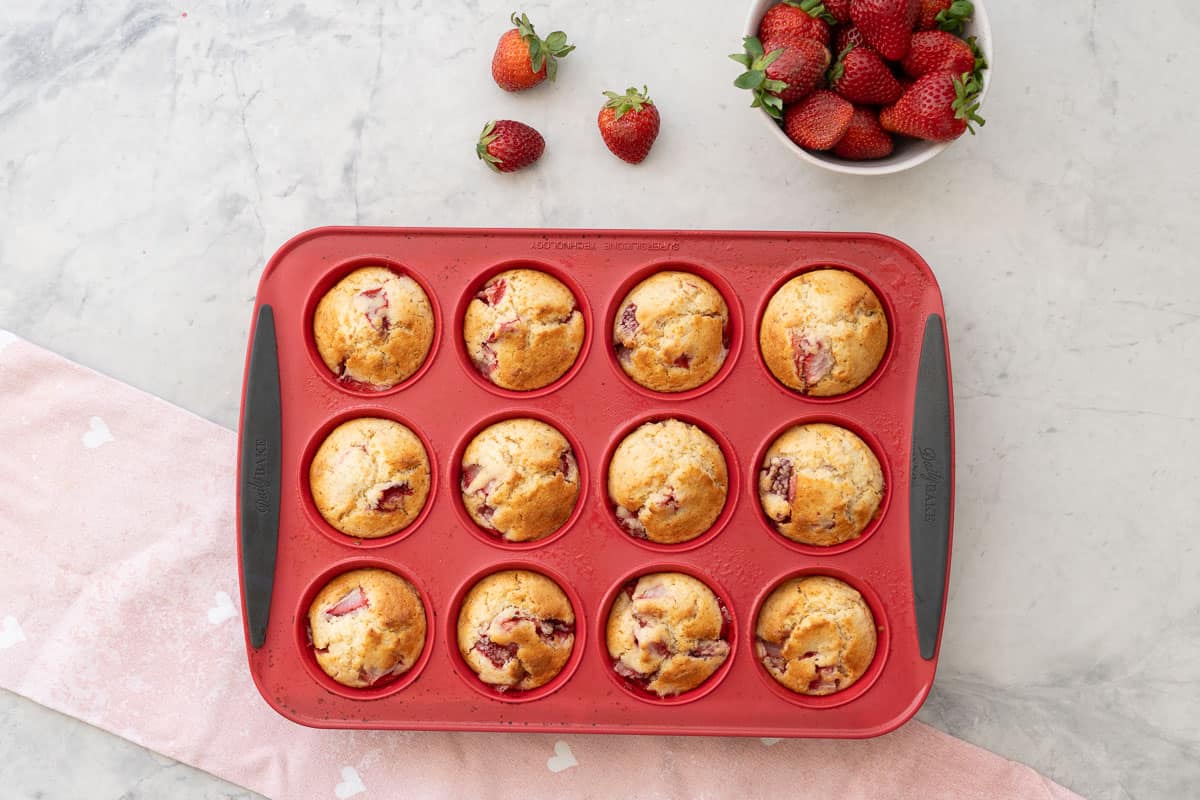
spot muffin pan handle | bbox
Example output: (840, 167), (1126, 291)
(238, 304), (283, 649)
(909, 315), (954, 660)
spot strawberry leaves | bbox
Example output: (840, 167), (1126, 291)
(934, 0), (974, 33)
(603, 86), (653, 121)
(784, 0), (838, 23)
(966, 35), (988, 82)
(730, 36), (789, 119)
(950, 72), (986, 134)
(476, 121), (504, 172)
(511, 11), (574, 81)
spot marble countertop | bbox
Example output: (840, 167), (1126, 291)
(2, 1), (1197, 798)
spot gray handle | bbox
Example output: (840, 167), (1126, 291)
(239, 305), (282, 649)
(909, 315), (953, 660)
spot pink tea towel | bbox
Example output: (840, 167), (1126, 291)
(0, 331), (1081, 800)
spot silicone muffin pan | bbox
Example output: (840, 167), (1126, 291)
(237, 227), (954, 737)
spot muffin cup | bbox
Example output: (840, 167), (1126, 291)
(452, 260), (592, 399)
(303, 256), (441, 397)
(597, 563), (738, 706)
(748, 567), (891, 710)
(604, 261), (744, 401)
(294, 557), (436, 701)
(445, 561), (587, 703)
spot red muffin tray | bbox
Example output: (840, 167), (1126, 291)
(236, 227), (954, 738)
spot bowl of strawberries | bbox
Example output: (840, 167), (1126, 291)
(736, 0), (992, 174)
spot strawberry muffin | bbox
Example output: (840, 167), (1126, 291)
(759, 423), (884, 546)
(313, 266), (435, 390)
(607, 419), (728, 544)
(755, 575), (877, 696)
(463, 269), (585, 391)
(457, 570), (576, 691)
(606, 572), (731, 697)
(613, 271), (730, 392)
(460, 418), (580, 542)
(759, 269), (888, 396)
(309, 417), (431, 539)
(307, 568), (427, 689)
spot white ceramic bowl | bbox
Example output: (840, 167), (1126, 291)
(742, 0), (993, 175)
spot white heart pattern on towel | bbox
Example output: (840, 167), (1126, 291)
(81, 416), (114, 449)
(546, 740), (577, 773)
(760, 738), (783, 747)
(207, 591), (237, 625)
(334, 766), (366, 798)
(0, 616), (26, 649)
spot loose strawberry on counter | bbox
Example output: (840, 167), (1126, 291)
(828, 44), (902, 105)
(491, 11), (574, 92)
(758, 0), (836, 49)
(597, 86), (661, 164)
(832, 106), (894, 159)
(476, 120), (545, 172)
(731, 35), (831, 118)
(850, 0), (919, 61)
(879, 70), (984, 141)
(783, 90), (854, 150)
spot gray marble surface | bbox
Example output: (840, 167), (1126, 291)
(2, 0), (1198, 798)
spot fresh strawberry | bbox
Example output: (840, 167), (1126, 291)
(917, 0), (973, 32)
(879, 70), (984, 141)
(731, 35), (830, 118)
(834, 24), (866, 52)
(490, 12), (574, 92)
(829, 44), (902, 104)
(901, 30), (974, 78)
(476, 120), (545, 172)
(832, 106), (894, 158)
(758, 0), (835, 49)
(597, 86), (661, 164)
(825, 0), (853, 23)
(783, 90), (854, 150)
(850, 0), (918, 61)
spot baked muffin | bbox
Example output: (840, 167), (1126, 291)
(607, 419), (728, 544)
(759, 269), (888, 396)
(613, 271), (730, 392)
(460, 418), (580, 542)
(307, 568), (427, 689)
(457, 570), (576, 691)
(606, 572), (731, 697)
(755, 575), (877, 696)
(313, 266), (434, 390)
(309, 417), (431, 539)
(463, 269), (585, 391)
(759, 423), (883, 546)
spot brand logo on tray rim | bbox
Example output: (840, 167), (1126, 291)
(915, 446), (942, 525)
(248, 437), (272, 514)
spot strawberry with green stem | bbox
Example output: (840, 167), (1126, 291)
(491, 11), (575, 92)
(879, 69), (984, 141)
(758, 0), (837, 49)
(476, 120), (545, 172)
(829, 43), (902, 105)
(901, 30), (987, 80)
(917, 0), (973, 32)
(731, 35), (830, 119)
(597, 86), (661, 164)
